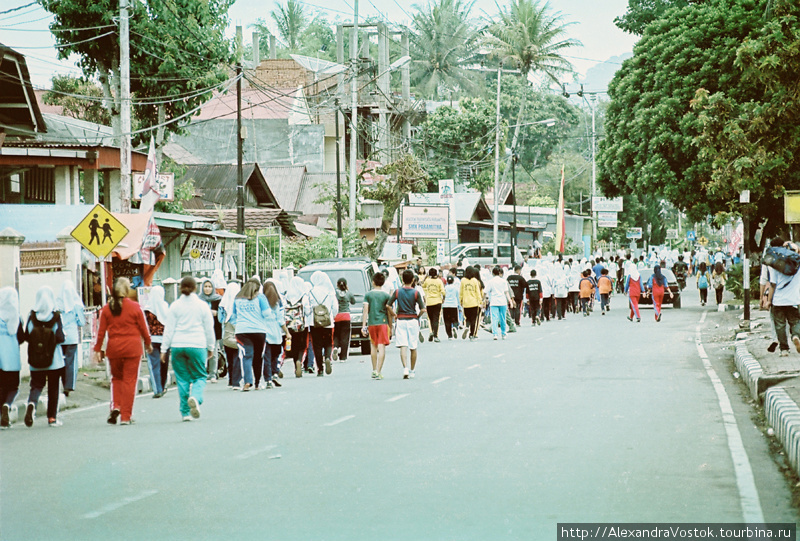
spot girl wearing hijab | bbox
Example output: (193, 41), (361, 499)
(645, 265), (673, 322)
(25, 286), (66, 427)
(261, 281), (288, 388)
(161, 277), (215, 421)
(539, 264), (554, 322)
(230, 278), (268, 391)
(696, 262), (711, 306)
(197, 278), (223, 383)
(553, 265), (569, 321)
(217, 282), (242, 388)
(285, 277), (310, 378)
(211, 269), (227, 296)
(333, 278), (356, 361)
(308, 271), (338, 376)
(0, 288), (25, 429)
(95, 278), (152, 425)
(625, 264), (643, 323)
(143, 285), (169, 398)
(56, 280), (85, 397)
(711, 261), (727, 306)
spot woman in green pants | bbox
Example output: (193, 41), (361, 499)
(161, 277), (216, 421)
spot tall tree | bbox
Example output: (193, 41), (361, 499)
(410, 0), (480, 99)
(692, 0), (800, 246)
(43, 75), (112, 126)
(270, 0), (308, 52)
(483, 0), (579, 183)
(613, 0), (691, 35)
(598, 0), (766, 226)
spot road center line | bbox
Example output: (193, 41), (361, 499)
(431, 377), (451, 384)
(324, 415), (356, 426)
(695, 311), (764, 522)
(493, 354), (504, 359)
(386, 393), (410, 402)
(235, 445), (277, 460)
(466, 364), (480, 370)
(82, 489), (158, 519)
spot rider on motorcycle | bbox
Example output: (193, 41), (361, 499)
(672, 255), (689, 290)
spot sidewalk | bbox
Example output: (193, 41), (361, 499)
(735, 308), (800, 478)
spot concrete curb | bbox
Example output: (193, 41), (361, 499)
(734, 339), (764, 399)
(764, 386), (800, 476)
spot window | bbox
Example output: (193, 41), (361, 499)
(10, 174), (20, 193)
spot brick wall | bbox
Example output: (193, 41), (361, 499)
(252, 59), (313, 88)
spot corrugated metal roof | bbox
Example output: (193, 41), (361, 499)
(297, 172), (336, 216)
(188, 208), (299, 237)
(261, 166), (306, 211)
(176, 164), (279, 210)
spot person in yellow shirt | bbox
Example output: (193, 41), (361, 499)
(459, 266), (484, 341)
(422, 268), (446, 342)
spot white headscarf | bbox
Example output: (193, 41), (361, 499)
(310, 271), (334, 301)
(33, 286), (56, 321)
(143, 285), (169, 324)
(219, 282), (240, 323)
(211, 269), (227, 291)
(286, 277), (307, 304)
(627, 263), (640, 283)
(0, 287), (20, 335)
(56, 279), (84, 314)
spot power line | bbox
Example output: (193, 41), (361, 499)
(0, 2), (38, 16)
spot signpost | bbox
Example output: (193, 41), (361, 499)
(598, 211), (618, 228)
(592, 197), (624, 212)
(626, 227), (643, 240)
(666, 229), (678, 240)
(687, 230), (697, 242)
(400, 205), (449, 240)
(133, 172), (174, 201)
(697, 236), (709, 246)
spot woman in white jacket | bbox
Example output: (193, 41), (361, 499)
(161, 277), (215, 421)
(308, 271), (338, 377)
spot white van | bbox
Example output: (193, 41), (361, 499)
(448, 243), (524, 267)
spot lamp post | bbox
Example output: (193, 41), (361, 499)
(741, 190), (751, 330)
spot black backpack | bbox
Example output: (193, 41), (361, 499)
(764, 246), (800, 276)
(27, 311), (59, 369)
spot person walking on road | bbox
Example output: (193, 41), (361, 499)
(422, 268), (445, 342)
(231, 278), (268, 391)
(285, 277), (309, 378)
(711, 262), (727, 306)
(442, 275), (460, 339)
(308, 271), (338, 377)
(56, 280), (84, 397)
(25, 286), (66, 427)
(197, 279), (222, 383)
(460, 266), (483, 340)
(625, 265), (643, 323)
(361, 272), (392, 379)
(553, 265), (569, 321)
(0, 287), (25, 429)
(143, 285), (169, 398)
(764, 238), (800, 357)
(484, 266), (514, 340)
(696, 262), (711, 306)
(94, 278), (152, 425)
(388, 270), (426, 378)
(645, 265), (673, 322)
(261, 281), (288, 388)
(578, 270), (595, 317)
(333, 278), (356, 362)
(526, 269), (542, 325)
(507, 265), (526, 326)
(217, 282), (242, 388)
(161, 277), (215, 421)
(597, 268), (613, 314)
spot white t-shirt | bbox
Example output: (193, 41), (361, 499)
(768, 267), (800, 307)
(484, 276), (509, 307)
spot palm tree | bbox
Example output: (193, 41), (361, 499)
(411, 0), (481, 99)
(271, 0), (308, 52)
(484, 0), (580, 178)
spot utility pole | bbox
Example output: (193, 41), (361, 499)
(590, 93), (597, 254)
(492, 65), (502, 265)
(119, 0), (131, 213)
(335, 100), (343, 258)
(511, 151), (517, 266)
(236, 27), (245, 279)
(349, 0), (359, 231)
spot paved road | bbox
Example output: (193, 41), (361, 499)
(2, 285), (798, 540)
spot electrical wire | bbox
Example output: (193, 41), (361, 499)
(8, 30), (115, 50)
(0, 2), (38, 16)
(0, 23), (115, 32)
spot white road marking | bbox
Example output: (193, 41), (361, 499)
(466, 364), (480, 370)
(536, 337), (544, 342)
(61, 401), (111, 417)
(431, 377), (451, 384)
(82, 490), (158, 519)
(236, 445), (277, 460)
(386, 393), (410, 402)
(324, 415), (356, 427)
(516, 345), (525, 350)
(695, 311), (764, 522)
(493, 354), (504, 359)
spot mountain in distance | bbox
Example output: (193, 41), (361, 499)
(578, 52), (633, 93)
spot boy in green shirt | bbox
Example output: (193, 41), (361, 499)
(361, 272), (393, 380)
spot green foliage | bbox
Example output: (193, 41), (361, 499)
(281, 228), (363, 268)
(251, 1), (336, 60)
(692, 0), (800, 247)
(542, 235), (582, 256)
(598, 0), (767, 226)
(410, 0), (481, 99)
(725, 262), (761, 301)
(614, 0), (691, 35)
(155, 178), (194, 215)
(43, 75), (111, 126)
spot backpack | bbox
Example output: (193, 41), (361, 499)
(698, 273), (709, 289)
(285, 300), (305, 333)
(764, 246), (800, 277)
(27, 311), (59, 369)
(310, 292), (331, 328)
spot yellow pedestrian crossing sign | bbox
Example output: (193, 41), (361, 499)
(70, 204), (129, 259)
(697, 236), (709, 246)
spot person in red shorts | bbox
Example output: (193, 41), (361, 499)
(361, 272), (393, 380)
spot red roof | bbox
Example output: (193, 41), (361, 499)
(193, 87), (296, 121)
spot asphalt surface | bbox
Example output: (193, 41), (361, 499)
(1, 284), (798, 540)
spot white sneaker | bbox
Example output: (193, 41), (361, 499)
(409, 370), (415, 379)
(403, 367), (409, 379)
(188, 396), (201, 419)
(182, 415), (193, 422)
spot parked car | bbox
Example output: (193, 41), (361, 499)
(448, 243), (525, 268)
(637, 268), (682, 308)
(296, 258), (377, 354)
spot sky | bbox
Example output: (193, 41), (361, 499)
(1, 0), (638, 92)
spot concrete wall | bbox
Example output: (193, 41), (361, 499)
(172, 119), (326, 172)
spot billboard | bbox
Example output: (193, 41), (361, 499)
(592, 197), (623, 212)
(401, 205), (449, 239)
(626, 227), (643, 239)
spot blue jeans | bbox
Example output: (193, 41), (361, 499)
(225, 345), (242, 387)
(61, 344), (78, 391)
(170, 348), (207, 416)
(147, 342), (163, 394)
(236, 333), (264, 386)
(263, 344), (281, 381)
(490, 305), (507, 337)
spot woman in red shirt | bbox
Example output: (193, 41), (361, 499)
(94, 278), (151, 425)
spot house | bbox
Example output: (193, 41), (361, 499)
(178, 163), (281, 211)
